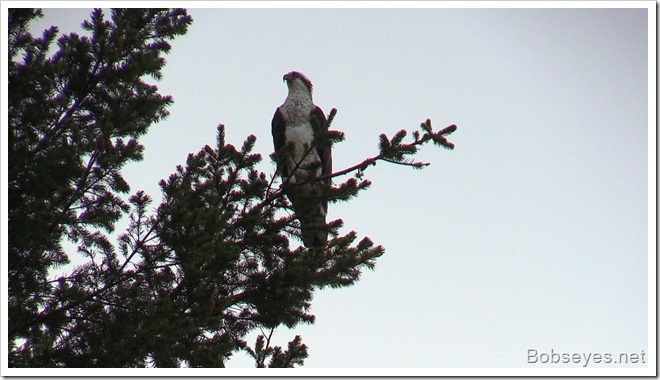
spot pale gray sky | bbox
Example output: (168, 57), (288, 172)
(22, 2), (653, 372)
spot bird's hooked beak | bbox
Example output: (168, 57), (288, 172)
(283, 73), (292, 82)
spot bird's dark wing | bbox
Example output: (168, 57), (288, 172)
(311, 105), (332, 178)
(271, 107), (288, 178)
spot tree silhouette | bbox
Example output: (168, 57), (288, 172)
(8, 8), (457, 368)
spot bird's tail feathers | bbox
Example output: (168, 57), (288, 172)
(299, 204), (328, 248)
(287, 181), (329, 248)
(289, 183), (328, 248)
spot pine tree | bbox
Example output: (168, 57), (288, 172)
(8, 8), (457, 368)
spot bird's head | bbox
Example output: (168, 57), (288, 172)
(283, 71), (313, 94)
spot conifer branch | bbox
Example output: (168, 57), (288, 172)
(315, 120), (457, 183)
(251, 117), (457, 218)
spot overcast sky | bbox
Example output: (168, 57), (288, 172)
(21, 2), (653, 373)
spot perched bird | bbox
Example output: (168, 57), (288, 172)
(271, 71), (332, 248)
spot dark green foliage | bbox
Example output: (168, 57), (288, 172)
(156, 124), (384, 344)
(246, 332), (308, 368)
(8, 7), (195, 367)
(8, 8), (456, 369)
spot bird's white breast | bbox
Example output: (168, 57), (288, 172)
(284, 122), (321, 172)
(281, 95), (312, 126)
(284, 122), (315, 148)
(280, 97), (322, 180)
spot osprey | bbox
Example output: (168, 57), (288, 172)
(271, 71), (332, 248)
